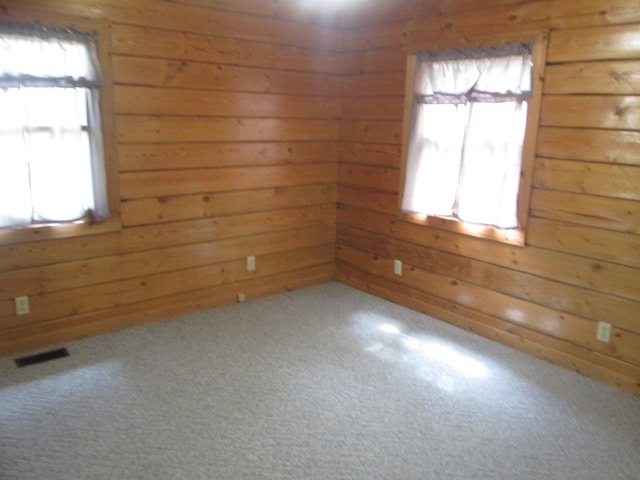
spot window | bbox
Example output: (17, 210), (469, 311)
(0, 24), (109, 230)
(400, 40), (544, 245)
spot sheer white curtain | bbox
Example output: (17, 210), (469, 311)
(0, 25), (108, 228)
(401, 44), (532, 228)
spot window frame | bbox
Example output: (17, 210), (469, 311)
(398, 33), (548, 247)
(0, 15), (120, 245)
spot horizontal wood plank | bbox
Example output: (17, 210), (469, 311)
(344, 21), (410, 51)
(533, 158), (640, 201)
(342, 96), (404, 120)
(112, 56), (342, 96)
(536, 127), (640, 165)
(0, 268), (40, 298)
(341, 47), (407, 75)
(341, 120), (402, 144)
(545, 60), (640, 95)
(548, 23), (640, 63)
(540, 95), (640, 130)
(122, 185), (337, 227)
(550, 0), (640, 29)
(117, 117), (341, 144)
(527, 218), (640, 268)
(338, 186), (398, 214)
(114, 86), (342, 118)
(408, 2), (550, 51)
(343, 71), (406, 97)
(530, 189), (640, 234)
(338, 164), (400, 193)
(340, 142), (401, 168)
(119, 141), (340, 171)
(120, 164), (338, 199)
(112, 24), (342, 74)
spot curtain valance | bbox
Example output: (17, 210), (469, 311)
(414, 43), (533, 103)
(0, 23), (101, 89)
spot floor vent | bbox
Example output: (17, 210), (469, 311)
(14, 348), (69, 368)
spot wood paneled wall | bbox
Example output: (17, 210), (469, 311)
(337, 0), (640, 395)
(0, 0), (340, 354)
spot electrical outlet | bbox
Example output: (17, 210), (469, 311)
(393, 259), (403, 276)
(596, 321), (612, 343)
(237, 293), (246, 303)
(246, 255), (256, 272)
(15, 296), (30, 315)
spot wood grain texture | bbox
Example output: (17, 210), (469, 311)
(117, 117), (340, 144)
(545, 60), (640, 95)
(337, 267), (640, 397)
(540, 95), (640, 130)
(338, 225), (640, 335)
(0, 0), (341, 357)
(113, 56), (343, 96)
(111, 24), (342, 74)
(338, 206), (640, 304)
(547, 23), (640, 62)
(537, 127), (640, 165)
(118, 141), (340, 171)
(530, 189), (640, 234)
(114, 86), (342, 118)
(337, 243), (640, 366)
(120, 164), (338, 199)
(337, 4), (640, 393)
(533, 158), (640, 201)
(121, 185), (337, 227)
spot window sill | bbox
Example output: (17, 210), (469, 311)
(0, 216), (122, 245)
(401, 212), (526, 247)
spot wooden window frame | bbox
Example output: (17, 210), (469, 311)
(0, 14), (121, 246)
(398, 33), (549, 247)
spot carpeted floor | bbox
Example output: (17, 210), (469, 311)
(1, 282), (639, 479)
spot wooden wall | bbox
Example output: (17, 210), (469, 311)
(337, 0), (640, 395)
(0, 0), (341, 354)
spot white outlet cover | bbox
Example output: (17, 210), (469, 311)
(596, 321), (612, 343)
(246, 256), (256, 272)
(393, 259), (403, 276)
(15, 296), (30, 315)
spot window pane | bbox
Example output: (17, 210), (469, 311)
(402, 103), (466, 215)
(0, 86), (96, 226)
(0, 26), (107, 230)
(456, 101), (528, 227)
(28, 128), (91, 222)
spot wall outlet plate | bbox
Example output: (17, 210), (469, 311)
(596, 321), (612, 343)
(393, 259), (403, 276)
(15, 296), (30, 315)
(246, 255), (256, 272)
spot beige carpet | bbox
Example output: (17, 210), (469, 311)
(1, 282), (639, 479)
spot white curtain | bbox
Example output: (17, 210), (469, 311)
(401, 44), (532, 229)
(0, 25), (108, 228)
